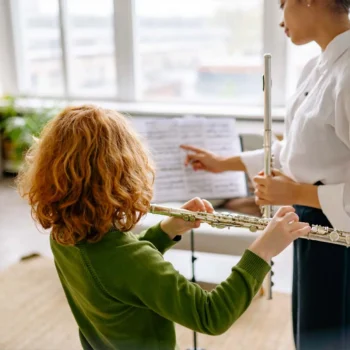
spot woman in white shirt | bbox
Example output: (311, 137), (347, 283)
(181, 1), (350, 349)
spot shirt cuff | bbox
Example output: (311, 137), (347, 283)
(240, 149), (264, 181)
(318, 183), (350, 231)
(236, 249), (271, 285)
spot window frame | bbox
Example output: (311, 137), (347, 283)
(1, 0), (289, 112)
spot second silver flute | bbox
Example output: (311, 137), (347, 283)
(149, 205), (350, 248)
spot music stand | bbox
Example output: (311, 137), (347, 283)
(186, 229), (206, 350)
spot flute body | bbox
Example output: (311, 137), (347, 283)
(149, 204), (350, 248)
(262, 54), (273, 219)
(263, 54), (273, 299)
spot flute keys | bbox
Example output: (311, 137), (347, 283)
(183, 215), (195, 222)
(249, 225), (258, 233)
(330, 231), (340, 242)
(215, 224), (226, 229)
(346, 235), (350, 246)
(210, 222), (226, 229)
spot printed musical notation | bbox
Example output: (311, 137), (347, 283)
(131, 116), (247, 202)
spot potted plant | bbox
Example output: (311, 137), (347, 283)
(0, 96), (56, 175)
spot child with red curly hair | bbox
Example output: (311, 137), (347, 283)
(17, 105), (310, 350)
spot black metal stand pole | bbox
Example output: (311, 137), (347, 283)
(186, 229), (205, 350)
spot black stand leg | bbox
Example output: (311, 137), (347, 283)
(186, 229), (206, 350)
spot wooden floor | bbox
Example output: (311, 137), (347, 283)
(0, 256), (294, 350)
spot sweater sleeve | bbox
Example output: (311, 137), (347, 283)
(104, 242), (270, 336)
(137, 222), (180, 254)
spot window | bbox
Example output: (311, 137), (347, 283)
(4, 0), (345, 110)
(135, 0), (264, 105)
(66, 0), (117, 97)
(17, 0), (64, 96)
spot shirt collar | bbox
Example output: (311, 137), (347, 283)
(317, 29), (350, 72)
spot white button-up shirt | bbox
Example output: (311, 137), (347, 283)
(241, 30), (350, 231)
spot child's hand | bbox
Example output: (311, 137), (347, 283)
(160, 197), (214, 239)
(249, 206), (311, 262)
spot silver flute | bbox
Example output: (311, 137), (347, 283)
(149, 204), (350, 247)
(262, 54), (273, 299)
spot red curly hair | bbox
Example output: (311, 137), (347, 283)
(16, 105), (155, 245)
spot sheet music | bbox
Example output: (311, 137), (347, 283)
(131, 116), (247, 202)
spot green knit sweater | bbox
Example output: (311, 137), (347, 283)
(50, 222), (270, 350)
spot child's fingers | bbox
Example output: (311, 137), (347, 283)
(182, 197), (206, 212)
(292, 225), (311, 239)
(193, 197), (206, 212)
(288, 221), (308, 232)
(282, 212), (299, 224)
(194, 220), (201, 228)
(202, 199), (214, 213)
(275, 206), (296, 218)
